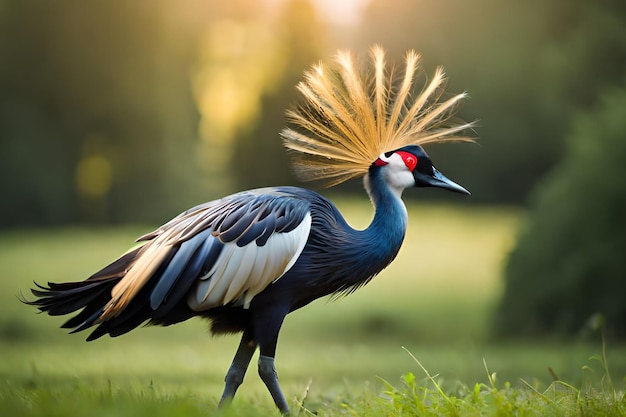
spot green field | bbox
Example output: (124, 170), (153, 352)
(1, 201), (625, 416)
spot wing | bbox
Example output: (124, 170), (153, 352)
(100, 188), (312, 322)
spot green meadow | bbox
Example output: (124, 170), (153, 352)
(1, 201), (625, 416)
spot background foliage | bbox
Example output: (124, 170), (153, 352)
(1, 0), (625, 340)
(496, 85), (626, 338)
(2, 0), (625, 226)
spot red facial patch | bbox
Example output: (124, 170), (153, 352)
(396, 151), (418, 171)
(374, 158), (388, 167)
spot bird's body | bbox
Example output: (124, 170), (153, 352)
(53, 182), (405, 340)
(23, 47), (474, 414)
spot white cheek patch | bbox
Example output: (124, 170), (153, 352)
(379, 153), (415, 194)
(384, 153), (407, 168)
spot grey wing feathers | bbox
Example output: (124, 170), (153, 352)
(100, 189), (312, 321)
(138, 189), (309, 247)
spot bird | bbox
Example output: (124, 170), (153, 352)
(22, 46), (474, 414)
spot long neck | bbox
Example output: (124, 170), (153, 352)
(362, 167), (408, 260)
(287, 171), (409, 307)
(322, 167), (408, 295)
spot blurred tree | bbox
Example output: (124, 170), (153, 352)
(191, 0), (270, 196)
(357, 0), (626, 204)
(495, 85), (626, 339)
(229, 0), (326, 190)
(0, 0), (210, 226)
(4, 0), (626, 226)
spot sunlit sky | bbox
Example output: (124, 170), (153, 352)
(265, 0), (371, 26)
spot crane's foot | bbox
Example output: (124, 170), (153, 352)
(218, 365), (245, 408)
(218, 336), (256, 408)
(258, 355), (290, 415)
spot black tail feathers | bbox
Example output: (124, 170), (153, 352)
(21, 247), (140, 340)
(20, 244), (200, 341)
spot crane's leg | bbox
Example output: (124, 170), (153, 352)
(255, 309), (290, 415)
(258, 354), (289, 415)
(218, 331), (257, 408)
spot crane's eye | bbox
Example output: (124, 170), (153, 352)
(395, 151), (418, 171)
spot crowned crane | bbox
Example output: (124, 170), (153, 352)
(23, 46), (473, 414)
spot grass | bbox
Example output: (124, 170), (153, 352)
(1, 200), (625, 415)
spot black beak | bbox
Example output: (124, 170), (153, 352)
(414, 166), (470, 195)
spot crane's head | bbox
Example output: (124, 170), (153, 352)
(281, 47), (475, 188)
(372, 145), (470, 195)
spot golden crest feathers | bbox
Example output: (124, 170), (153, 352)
(281, 45), (474, 187)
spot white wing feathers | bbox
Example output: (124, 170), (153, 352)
(98, 190), (313, 321)
(188, 213), (311, 310)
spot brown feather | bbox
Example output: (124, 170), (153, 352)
(281, 45), (475, 186)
